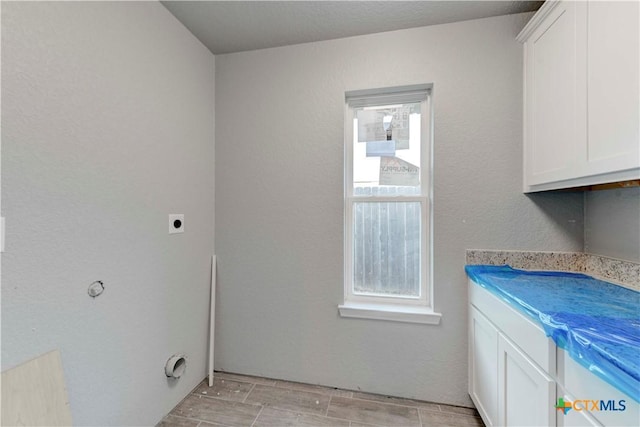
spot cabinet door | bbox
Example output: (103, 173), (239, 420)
(498, 335), (555, 427)
(469, 306), (498, 427)
(555, 388), (601, 427)
(524, 0), (587, 187)
(585, 0), (640, 177)
(557, 406), (601, 427)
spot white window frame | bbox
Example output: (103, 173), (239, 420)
(339, 84), (441, 325)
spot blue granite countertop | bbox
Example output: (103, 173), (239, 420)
(465, 265), (640, 402)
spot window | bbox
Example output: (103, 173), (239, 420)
(339, 85), (440, 324)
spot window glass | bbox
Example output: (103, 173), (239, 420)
(353, 103), (421, 196)
(352, 201), (421, 297)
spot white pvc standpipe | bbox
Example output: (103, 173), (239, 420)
(208, 255), (216, 387)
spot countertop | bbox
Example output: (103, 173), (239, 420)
(465, 265), (640, 403)
(466, 249), (640, 290)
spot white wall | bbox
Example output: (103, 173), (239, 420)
(1, 2), (214, 425)
(214, 13), (583, 407)
(585, 187), (640, 262)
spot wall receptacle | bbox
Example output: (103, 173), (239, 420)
(169, 214), (184, 234)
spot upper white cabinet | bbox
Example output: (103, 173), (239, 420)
(586, 1), (640, 178)
(521, 0), (587, 188)
(518, 0), (640, 192)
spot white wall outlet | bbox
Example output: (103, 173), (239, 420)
(169, 214), (184, 234)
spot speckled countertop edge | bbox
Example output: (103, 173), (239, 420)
(466, 250), (640, 291)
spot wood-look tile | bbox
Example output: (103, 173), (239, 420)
(214, 371), (277, 386)
(157, 415), (224, 427)
(164, 375), (483, 427)
(439, 404), (480, 417)
(253, 407), (350, 427)
(156, 415), (200, 427)
(170, 394), (261, 427)
(244, 384), (330, 416)
(193, 378), (254, 402)
(350, 422), (388, 427)
(274, 380), (336, 395)
(419, 409), (485, 427)
(327, 395), (421, 426)
(331, 389), (353, 398)
(351, 391), (441, 411)
(275, 379), (353, 397)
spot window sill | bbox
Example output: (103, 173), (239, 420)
(338, 302), (442, 325)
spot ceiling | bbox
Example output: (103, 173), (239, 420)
(161, 1), (543, 55)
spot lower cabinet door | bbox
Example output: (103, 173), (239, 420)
(498, 334), (555, 426)
(555, 389), (601, 427)
(557, 409), (601, 427)
(469, 306), (499, 426)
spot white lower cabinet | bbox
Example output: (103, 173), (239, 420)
(497, 334), (555, 427)
(469, 306), (498, 426)
(469, 280), (638, 427)
(469, 303), (554, 427)
(469, 280), (556, 426)
(555, 388), (601, 427)
(556, 350), (639, 427)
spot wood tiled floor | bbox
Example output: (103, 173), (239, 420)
(157, 372), (485, 427)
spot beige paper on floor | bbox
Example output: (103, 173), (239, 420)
(1, 349), (73, 426)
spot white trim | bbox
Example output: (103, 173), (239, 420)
(346, 84), (432, 108)
(524, 167), (640, 193)
(342, 85), (435, 321)
(349, 195), (425, 202)
(424, 89), (435, 310)
(338, 302), (441, 325)
(343, 104), (355, 306)
(208, 255), (216, 387)
(516, 0), (562, 43)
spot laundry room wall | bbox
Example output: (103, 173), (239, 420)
(1, 2), (215, 425)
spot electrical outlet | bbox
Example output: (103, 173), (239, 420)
(169, 214), (184, 234)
